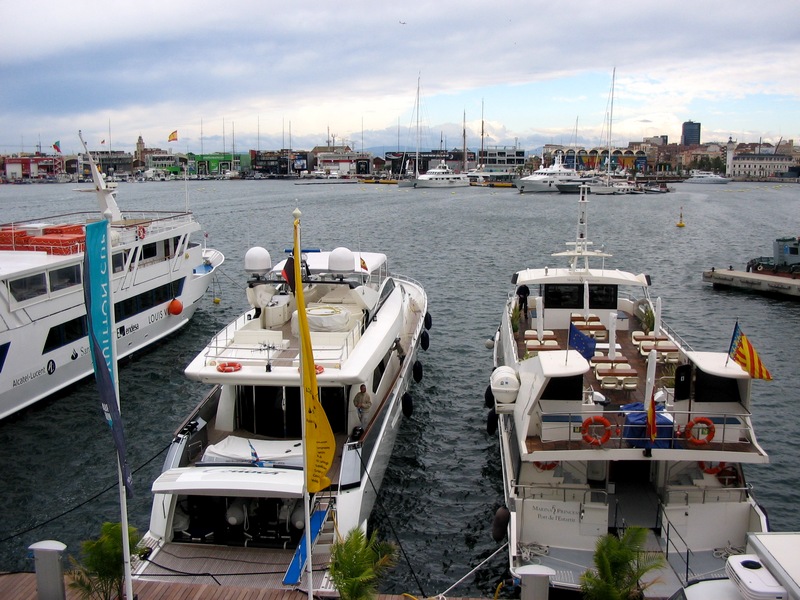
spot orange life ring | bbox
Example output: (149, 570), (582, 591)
(716, 466), (738, 487)
(137, 225), (146, 239)
(216, 362), (241, 373)
(685, 417), (715, 446)
(698, 460), (725, 475)
(534, 461), (559, 471)
(581, 415), (612, 446)
(315, 364), (324, 374)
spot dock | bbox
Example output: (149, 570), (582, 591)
(0, 573), (486, 600)
(702, 268), (800, 298)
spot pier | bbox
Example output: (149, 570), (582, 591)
(702, 268), (800, 298)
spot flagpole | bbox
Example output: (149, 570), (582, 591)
(293, 209), (314, 600)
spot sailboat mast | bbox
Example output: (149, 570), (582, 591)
(608, 68), (615, 176)
(480, 99), (485, 169)
(462, 110), (467, 172)
(415, 76), (420, 177)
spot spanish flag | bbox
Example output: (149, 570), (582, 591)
(292, 215), (335, 493)
(728, 322), (772, 380)
(360, 257), (368, 271)
(168, 130), (178, 142)
(646, 389), (657, 442)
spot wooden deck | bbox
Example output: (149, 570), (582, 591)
(0, 572), (484, 600)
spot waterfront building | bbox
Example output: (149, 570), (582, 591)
(477, 146), (524, 172)
(313, 145), (373, 176)
(681, 120), (701, 145)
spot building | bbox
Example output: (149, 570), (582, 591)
(477, 146), (525, 172)
(729, 153), (795, 179)
(681, 121), (701, 146)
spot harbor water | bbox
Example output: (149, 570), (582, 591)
(1, 179), (799, 597)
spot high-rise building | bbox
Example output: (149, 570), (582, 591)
(681, 121), (701, 146)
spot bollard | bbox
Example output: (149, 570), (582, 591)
(516, 564), (556, 600)
(28, 540), (67, 600)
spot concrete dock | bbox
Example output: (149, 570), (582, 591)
(702, 268), (800, 298)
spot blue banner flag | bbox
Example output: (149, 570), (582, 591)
(569, 323), (596, 360)
(83, 220), (134, 497)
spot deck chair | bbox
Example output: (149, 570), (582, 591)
(664, 352), (680, 364)
(621, 377), (639, 397)
(600, 376), (620, 391)
(631, 330), (645, 345)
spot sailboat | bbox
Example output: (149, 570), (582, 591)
(397, 77), (421, 188)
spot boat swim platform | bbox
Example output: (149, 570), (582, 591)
(0, 573), (488, 600)
(702, 267), (800, 298)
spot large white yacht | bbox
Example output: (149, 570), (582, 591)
(412, 161), (470, 188)
(486, 185), (770, 597)
(134, 218), (430, 594)
(515, 154), (581, 193)
(686, 170), (731, 184)
(0, 131), (224, 421)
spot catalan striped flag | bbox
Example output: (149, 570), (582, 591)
(646, 389), (657, 442)
(168, 130), (178, 142)
(728, 322), (772, 380)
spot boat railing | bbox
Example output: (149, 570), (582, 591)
(658, 505), (696, 584)
(512, 480), (605, 504)
(539, 407), (755, 452)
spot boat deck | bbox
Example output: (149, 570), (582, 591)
(514, 312), (760, 456)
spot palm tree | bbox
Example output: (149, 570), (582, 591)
(580, 526), (665, 600)
(329, 527), (397, 600)
(67, 521), (140, 600)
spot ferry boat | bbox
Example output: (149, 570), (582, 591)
(134, 213), (430, 594)
(0, 131), (224, 421)
(486, 184), (770, 597)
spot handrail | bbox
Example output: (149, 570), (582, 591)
(658, 502), (695, 584)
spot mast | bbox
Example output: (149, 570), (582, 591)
(608, 68), (615, 178)
(462, 110), (467, 172)
(480, 99), (485, 169)
(415, 76), (420, 177)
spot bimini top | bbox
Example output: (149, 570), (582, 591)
(514, 266), (650, 287)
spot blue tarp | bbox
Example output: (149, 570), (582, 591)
(621, 402), (673, 449)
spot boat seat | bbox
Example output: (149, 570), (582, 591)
(621, 377), (639, 397)
(664, 352), (680, 364)
(600, 376), (620, 391)
(631, 330), (645, 345)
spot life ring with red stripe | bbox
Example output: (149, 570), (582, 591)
(685, 417), (715, 446)
(137, 225), (146, 239)
(698, 460), (725, 475)
(534, 461), (559, 471)
(581, 415), (612, 446)
(315, 364), (324, 374)
(216, 362), (241, 373)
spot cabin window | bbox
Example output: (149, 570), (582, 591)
(0, 342), (9, 371)
(237, 385), (302, 438)
(543, 283), (617, 310)
(8, 273), (47, 302)
(693, 369), (742, 403)
(49, 264), (81, 292)
(114, 278), (185, 321)
(43, 315), (88, 353)
(141, 242), (158, 261)
(541, 375), (584, 401)
(112, 251), (127, 273)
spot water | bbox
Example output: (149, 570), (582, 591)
(1, 180), (799, 597)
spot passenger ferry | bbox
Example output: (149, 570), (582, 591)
(0, 131), (224, 420)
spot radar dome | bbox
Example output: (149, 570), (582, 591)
(244, 247), (272, 276)
(329, 247), (355, 273)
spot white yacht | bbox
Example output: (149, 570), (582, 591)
(134, 221), (430, 594)
(486, 185), (770, 597)
(412, 161), (470, 188)
(0, 131), (224, 421)
(515, 154), (581, 193)
(686, 170), (731, 184)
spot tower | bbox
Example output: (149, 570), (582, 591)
(681, 121), (701, 146)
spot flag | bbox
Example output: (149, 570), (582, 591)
(728, 322), (772, 380)
(360, 257), (368, 271)
(292, 217), (335, 493)
(168, 130), (178, 142)
(53, 141), (61, 153)
(646, 390), (657, 442)
(281, 255), (296, 292)
(83, 221), (134, 498)
(248, 439), (265, 467)
(100, 139), (105, 145)
(568, 323), (596, 360)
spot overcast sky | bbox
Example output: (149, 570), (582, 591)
(2, 1), (799, 156)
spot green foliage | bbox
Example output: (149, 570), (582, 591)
(642, 306), (654, 334)
(67, 522), (140, 600)
(580, 527), (665, 600)
(329, 527), (398, 600)
(511, 303), (521, 333)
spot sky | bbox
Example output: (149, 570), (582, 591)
(2, 1), (799, 157)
